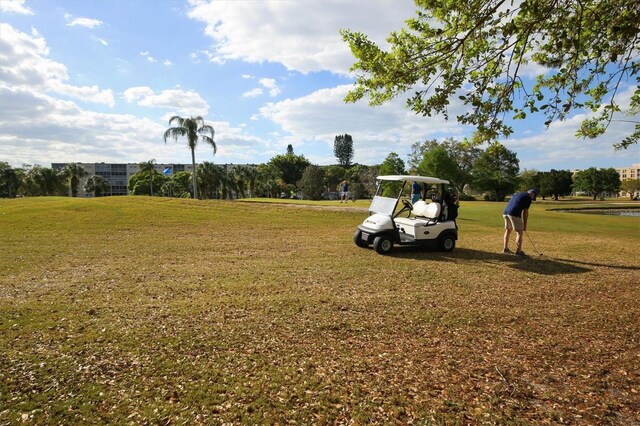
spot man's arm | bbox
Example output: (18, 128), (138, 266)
(522, 209), (529, 231)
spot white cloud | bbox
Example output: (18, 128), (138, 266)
(258, 85), (469, 164)
(189, 52), (201, 64)
(64, 14), (103, 29)
(140, 51), (157, 62)
(0, 0), (33, 15)
(259, 78), (280, 97)
(93, 37), (108, 46)
(0, 23), (114, 106)
(242, 88), (263, 98)
(163, 59), (173, 66)
(241, 78), (280, 99)
(122, 86), (154, 102)
(122, 86), (209, 116)
(49, 82), (115, 107)
(502, 86), (640, 170)
(0, 85), (182, 166)
(187, 0), (415, 74)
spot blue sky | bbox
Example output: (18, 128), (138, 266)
(1, 0), (638, 171)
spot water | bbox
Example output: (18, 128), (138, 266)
(568, 209), (640, 217)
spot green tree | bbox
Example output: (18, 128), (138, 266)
(230, 165), (259, 198)
(254, 164), (281, 198)
(357, 164), (380, 198)
(298, 165), (326, 200)
(59, 163), (88, 197)
(409, 138), (482, 194)
(620, 178), (640, 199)
(160, 180), (180, 198)
(518, 169), (540, 193)
(197, 162), (226, 199)
(0, 162), (21, 198)
(171, 172), (194, 198)
(471, 143), (520, 201)
(324, 165), (347, 193)
(573, 167), (621, 200)
(379, 152), (406, 176)
(342, 0), (639, 148)
(137, 160), (159, 196)
(84, 175), (111, 197)
(243, 165), (260, 198)
(379, 152), (406, 197)
(128, 172), (170, 196)
(538, 169), (573, 200)
(163, 116), (216, 199)
(416, 145), (459, 184)
(22, 165), (64, 196)
(334, 134), (354, 167)
(268, 147), (311, 187)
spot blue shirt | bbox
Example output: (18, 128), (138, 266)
(411, 182), (421, 194)
(503, 192), (532, 217)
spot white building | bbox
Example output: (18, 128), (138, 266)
(52, 162), (194, 197)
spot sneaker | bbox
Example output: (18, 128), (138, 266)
(514, 250), (527, 256)
(501, 248), (512, 254)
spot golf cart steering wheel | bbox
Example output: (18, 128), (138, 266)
(402, 199), (413, 210)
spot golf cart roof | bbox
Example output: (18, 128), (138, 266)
(377, 175), (450, 185)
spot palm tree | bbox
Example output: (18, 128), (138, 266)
(138, 159), (158, 196)
(84, 175), (110, 197)
(230, 166), (247, 198)
(59, 163), (88, 197)
(197, 161), (226, 199)
(244, 165), (259, 198)
(163, 116), (216, 199)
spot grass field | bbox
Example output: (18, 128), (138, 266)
(1, 196), (639, 425)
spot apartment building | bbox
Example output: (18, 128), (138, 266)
(616, 163), (640, 198)
(616, 163), (639, 181)
(52, 162), (194, 197)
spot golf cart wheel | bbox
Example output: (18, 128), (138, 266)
(373, 235), (394, 255)
(353, 230), (369, 248)
(438, 234), (456, 252)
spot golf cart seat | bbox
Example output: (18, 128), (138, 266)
(412, 200), (441, 221)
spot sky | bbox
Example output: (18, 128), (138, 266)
(1, 0), (638, 172)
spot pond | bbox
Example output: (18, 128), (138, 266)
(565, 209), (640, 217)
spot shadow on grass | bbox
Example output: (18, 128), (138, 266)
(389, 247), (593, 275)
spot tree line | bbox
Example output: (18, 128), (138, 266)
(2, 137), (636, 201)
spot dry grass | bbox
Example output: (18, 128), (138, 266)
(0, 196), (638, 425)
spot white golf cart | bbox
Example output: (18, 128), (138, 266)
(354, 175), (458, 254)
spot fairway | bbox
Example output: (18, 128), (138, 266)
(1, 197), (639, 424)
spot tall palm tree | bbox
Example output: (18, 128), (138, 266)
(138, 159), (157, 196)
(59, 163), (88, 197)
(163, 116), (216, 199)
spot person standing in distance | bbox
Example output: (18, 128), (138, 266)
(340, 179), (349, 203)
(502, 189), (538, 256)
(411, 181), (423, 204)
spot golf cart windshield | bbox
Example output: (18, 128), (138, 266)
(369, 195), (398, 215)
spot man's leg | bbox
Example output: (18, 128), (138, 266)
(515, 230), (523, 252)
(503, 228), (511, 251)
(503, 215), (512, 252)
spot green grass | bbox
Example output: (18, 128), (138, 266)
(1, 196), (639, 424)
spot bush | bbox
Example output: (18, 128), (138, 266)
(298, 165), (326, 200)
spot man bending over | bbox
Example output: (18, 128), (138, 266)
(502, 189), (538, 256)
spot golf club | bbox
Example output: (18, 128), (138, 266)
(525, 230), (543, 256)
